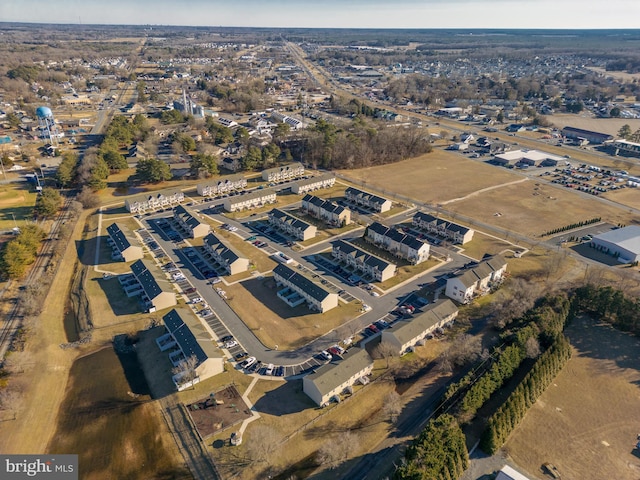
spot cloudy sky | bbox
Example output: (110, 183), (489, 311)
(2, 0), (640, 29)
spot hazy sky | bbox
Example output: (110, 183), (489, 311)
(2, 0), (640, 29)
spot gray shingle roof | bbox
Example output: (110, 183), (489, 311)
(106, 222), (138, 254)
(333, 239), (393, 271)
(273, 263), (332, 302)
(131, 259), (173, 299)
(385, 300), (458, 345)
(305, 348), (373, 396)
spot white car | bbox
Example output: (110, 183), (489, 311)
(191, 297), (203, 304)
(370, 291), (380, 297)
(241, 356), (256, 369)
(264, 363), (274, 375)
(320, 350), (331, 361)
(224, 340), (238, 349)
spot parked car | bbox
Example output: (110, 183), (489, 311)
(320, 350), (331, 361)
(220, 335), (234, 343)
(235, 351), (248, 361)
(264, 363), (275, 375)
(328, 346), (341, 356)
(224, 340), (238, 349)
(368, 324), (379, 334)
(241, 357), (256, 369)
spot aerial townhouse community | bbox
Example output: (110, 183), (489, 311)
(120, 259), (177, 312)
(332, 239), (397, 282)
(273, 263), (339, 313)
(173, 204), (211, 239)
(223, 188), (276, 212)
(106, 222), (144, 262)
(196, 174), (247, 197)
(412, 211), (475, 244)
(365, 221), (430, 264)
(381, 300), (459, 355)
(301, 194), (352, 227)
(445, 254), (508, 304)
(203, 233), (250, 275)
(291, 173), (336, 194)
(345, 186), (392, 213)
(303, 348), (374, 406)
(261, 162), (305, 183)
(268, 208), (317, 241)
(125, 190), (185, 214)
(155, 309), (224, 390)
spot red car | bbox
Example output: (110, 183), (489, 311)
(368, 324), (379, 334)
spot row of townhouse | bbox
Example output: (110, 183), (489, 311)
(344, 187), (392, 213)
(106, 222), (144, 262)
(268, 208), (317, 241)
(223, 188), (276, 212)
(156, 309), (224, 390)
(273, 263), (339, 313)
(125, 190), (185, 214)
(301, 194), (351, 227)
(119, 259), (177, 312)
(412, 211), (475, 244)
(173, 205), (210, 239)
(291, 173), (336, 194)
(261, 162), (305, 182)
(303, 348), (373, 406)
(365, 222), (430, 264)
(271, 111), (305, 130)
(381, 300), (459, 355)
(332, 239), (396, 282)
(203, 233), (249, 275)
(196, 174), (247, 197)
(444, 254), (507, 304)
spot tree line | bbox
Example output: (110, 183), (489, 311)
(542, 217), (601, 237)
(394, 414), (468, 480)
(0, 224), (46, 279)
(573, 284), (640, 336)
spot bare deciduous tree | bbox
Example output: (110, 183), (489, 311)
(317, 431), (360, 470)
(373, 342), (397, 369)
(524, 337), (541, 359)
(0, 388), (21, 420)
(172, 354), (199, 389)
(382, 391), (403, 423)
(245, 425), (279, 463)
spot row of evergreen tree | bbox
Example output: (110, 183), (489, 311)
(573, 284), (640, 336)
(394, 414), (469, 480)
(542, 217), (601, 237)
(480, 335), (572, 454)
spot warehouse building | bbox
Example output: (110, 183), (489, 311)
(590, 226), (640, 263)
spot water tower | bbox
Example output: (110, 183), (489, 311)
(36, 106), (61, 145)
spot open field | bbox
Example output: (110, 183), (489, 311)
(602, 186), (640, 211)
(223, 276), (362, 350)
(506, 315), (640, 480)
(0, 181), (38, 230)
(48, 346), (191, 480)
(546, 112), (640, 136)
(446, 180), (635, 238)
(340, 150), (521, 206)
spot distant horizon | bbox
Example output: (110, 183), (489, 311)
(3, 1), (640, 30)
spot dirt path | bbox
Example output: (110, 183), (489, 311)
(0, 211), (89, 454)
(440, 178), (529, 205)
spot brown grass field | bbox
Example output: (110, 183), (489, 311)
(223, 276), (362, 350)
(340, 150), (521, 205)
(446, 181), (635, 238)
(546, 113), (640, 136)
(48, 347), (191, 480)
(506, 315), (640, 480)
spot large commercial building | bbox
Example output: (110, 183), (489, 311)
(223, 188), (276, 212)
(445, 255), (507, 303)
(106, 222), (144, 262)
(609, 139), (640, 158)
(332, 239), (396, 282)
(197, 175), (247, 197)
(365, 222), (430, 264)
(122, 259), (177, 312)
(156, 309), (224, 390)
(561, 126), (613, 145)
(291, 173), (336, 195)
(590, 226), (640, 263)
(273, 263), (339, 313)
(125, 190), (185, 214)
(345, 187), (392, 213)
(203, 233), (249, 275)
(173, 205), (210, 239)
(268, 208), (317, 241)
(493, 149), (564, 168)
(381, 300), (458, 355)
(412, 211), (474, 245)
(261, 162), (304, 182)
(301, 194), (351, 227)
(303, 348), (373, 406)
